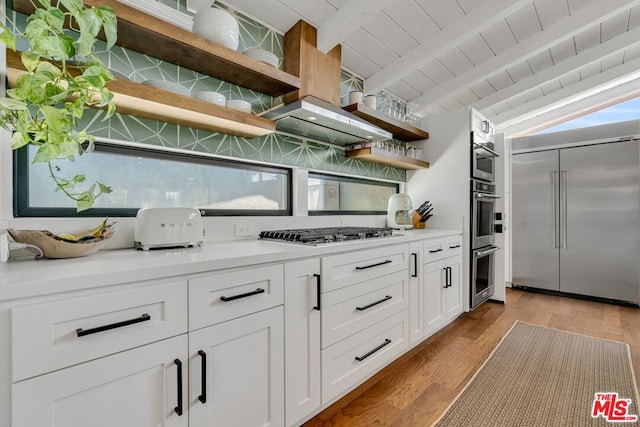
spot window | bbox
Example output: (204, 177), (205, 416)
(14, 142), (291, 217)
(308, 173), (398, 215)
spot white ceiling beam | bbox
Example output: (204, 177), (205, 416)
(498, 77), (640, 137)
(317, 0), (393, 54)
(490, 55), (640, 129)
(413, 0), (640, 114)
(472, 25), (640, 112)
(363, 0), (531, 94)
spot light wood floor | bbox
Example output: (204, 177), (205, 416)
(305, 288), (640, 426)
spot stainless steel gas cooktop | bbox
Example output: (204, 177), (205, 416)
(258, 226), (394, 245)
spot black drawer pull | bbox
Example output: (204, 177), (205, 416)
(76, 313), (151, 337)
(356, 295), (392, 311)
(220, 288), (265, 302)
(411, 253), (418, 278)
(355, 339), (392, 362)
(313, 274), (321, 311)
(355, 259), (392, 270)
(174, 359), (183, 416)
(449, 244), (461, 249)
(428, 248), (443, 253)
(198, 350), (207, 404)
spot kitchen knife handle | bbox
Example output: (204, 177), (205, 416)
(313, 274), (321, 311)
(220, 288), (265, 302)
(355, 259), (392, 270)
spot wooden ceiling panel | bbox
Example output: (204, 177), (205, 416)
(458, 35), (495, 66)
(559, 70), (582, 87)
(489, 101), (513, 115)
(469, 80), (498, 98)
(527, 50), (554, 73)
(579, 61), (603, 80)
(522, 87), (545, 102)
(276, 0), (337, 28)
(455, 0), (484, 14)
(386, 80), (422, 101)
(487, 72), (515, 91)
(415, 0), (465, 30)
(438, 95), (465, 111)
(549, 38), (578, 64)
(383, 0), (440, 42)
(345, 28), (399, 68)
(534, 0), (570, 29)
(225, 0), (300, 33)
(507, 94), (529, 109)
(454, 88), (481, 105)
(480, 20), (518, 55)
(364, 12), (420, 56)
(419, 60), (455, 85)
(539, 79), (562, 95)
(401, 71), (437, 93)
(506, 61), (534, 82)
(341, 45), (381, 78)
(601, 11), (631, 41)
(574, 26), (601, 53)
(505, 3), (543, 43)
(624, 43), (640, 61)
(438, 48), (474, 76)
(630, 4), (640, 28)
(602, 51), (626, 71)
(324, 0), (348, 8)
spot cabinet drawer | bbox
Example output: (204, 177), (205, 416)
(12, 280), (187, 382)
(322, 310), (409, 404)
(321, 244), (408, 292)
(189, 264), (284, 330)
(423, 238), (446, 263)
(322, 270), (408, 348)
(445, 235), (463, 257)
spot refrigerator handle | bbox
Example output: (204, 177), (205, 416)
(552, 171), (558, 249)
(561, 170), (568, 249)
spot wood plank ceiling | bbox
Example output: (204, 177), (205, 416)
(220, 0), (640, 137)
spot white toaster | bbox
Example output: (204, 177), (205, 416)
(134, 207), (204, 250)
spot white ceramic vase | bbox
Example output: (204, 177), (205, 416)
(192, 7), (240, 51)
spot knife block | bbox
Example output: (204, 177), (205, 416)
(412, 211), (426, 229)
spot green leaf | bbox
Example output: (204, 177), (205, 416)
(33, 143), (61, 163)
(10, 132), (29, 150)
(21, 51), (41, 73)
(58, 0), (85, 15)
(73, 174), (86, 183)
(44, 8), (65, 32)
(104, 101), (116, 120)
(0, 23), (17, 50)
(81, 9), (102, 38)
(41, 106), (68, 131)
(0, 97), (28, 110)
(95, 6), (117, 49)
(36, 60), (62, 80)
(98, 182), (112, 194)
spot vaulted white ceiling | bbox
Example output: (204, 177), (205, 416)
(220, 0), (640, 137)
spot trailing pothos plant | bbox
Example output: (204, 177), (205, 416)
(0, 0), (118, 211)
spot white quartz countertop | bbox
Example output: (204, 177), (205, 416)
(0, 228), (461, 301)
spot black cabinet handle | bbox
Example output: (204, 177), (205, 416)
(174, 359), (183, 416)
(411, 253), (418, 278)
(76, 313), (151, 337)
(355, 339), (392, 362)
(220, 288), (265, 302)
(356, 295), (392, 311)
(198, 350), (207, 404)
(428, 248), (443, 253)
(355, 259), (392, 270)
(443, 267), (449, 288)
(313, 274), (321, 311)
(446, 267), (452, 288)
(449, 244), (461, 249)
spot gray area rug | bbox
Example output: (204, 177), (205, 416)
(434, 321), (640, 426)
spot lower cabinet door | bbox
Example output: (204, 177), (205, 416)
(12, 335), (188, 427)
(284, 259), (321, 427)
(189, 306), (285, 427)
(423, 260), (446, 337)
(444, 255), (463, 321)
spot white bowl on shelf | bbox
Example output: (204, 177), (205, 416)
(141, 80), (190, 97)
(242, 48), (279, 68)
(226, 99), (252, 114)
(192, 7), (240, 51)
(194, 91), (226, 106)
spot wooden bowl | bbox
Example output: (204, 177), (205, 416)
(7, 227), (115, 259)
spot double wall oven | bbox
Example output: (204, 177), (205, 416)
(470, 130), (500, 309)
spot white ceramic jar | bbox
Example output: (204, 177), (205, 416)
(192, 6), (240, 51)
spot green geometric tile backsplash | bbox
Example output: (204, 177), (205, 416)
(12, 2), (406, 182)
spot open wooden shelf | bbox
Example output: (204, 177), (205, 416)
(5, 51), (275, 138)
(343, 103), (429, 142)
(345, 147), (430, 170)
(12, 0), (301, 98)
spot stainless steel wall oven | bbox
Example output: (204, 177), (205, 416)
(471, 132), (499, 182)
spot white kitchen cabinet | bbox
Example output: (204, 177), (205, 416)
(188, 306), (284, 427)
(409, 241), (424, 346)
(12, 334), (188, 427)
(423, 255), (463, 337)
(470, 108), (495, 142)
(284, 259), (321, 427)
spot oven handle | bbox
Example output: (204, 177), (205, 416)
(473, 143), (500, 157)
(475, 246), (500, 257)
(474, 193), (501, 199)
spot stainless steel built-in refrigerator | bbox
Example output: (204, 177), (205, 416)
(511, 122), (640, 305)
